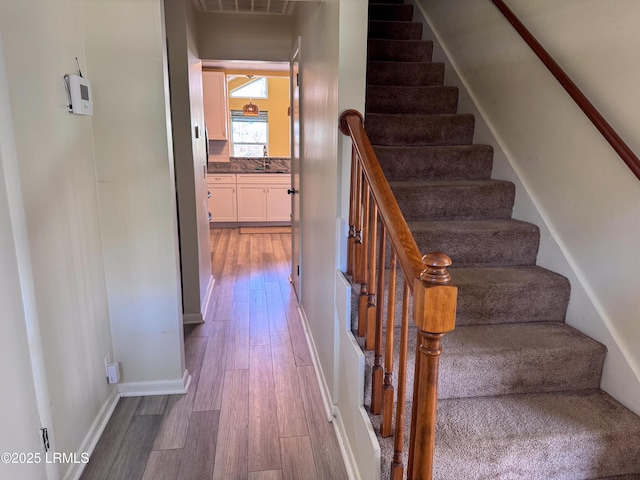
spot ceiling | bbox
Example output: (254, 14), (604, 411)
(202, 60), (290, 72)
(196, 0), (295, 15)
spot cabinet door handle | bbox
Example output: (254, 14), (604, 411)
(287, 188), (298, 195)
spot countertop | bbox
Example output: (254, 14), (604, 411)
(207, 157), (291, 174)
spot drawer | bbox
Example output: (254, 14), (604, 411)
(236, 173), (290, 184)
(207, 174), (236, 184)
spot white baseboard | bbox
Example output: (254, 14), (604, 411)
(297, 305), (335, 422)
(118, 368), (190, 397)
(297, 304), (361, 480)
(183, 313), (203, 325)
(66, 388), (120, 480)
(201, 275), (216, 320)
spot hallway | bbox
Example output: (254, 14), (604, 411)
(80, 228), (348, 480)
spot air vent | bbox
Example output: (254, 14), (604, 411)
(197, 0), (294, 15)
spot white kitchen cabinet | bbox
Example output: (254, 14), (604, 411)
(207, 174), (236, 223)
(266, 184), (291, 222)
(208, 173), (291, 224)
(202, 71), (228, 140)
(237, 174), (291, 223)
(237, 184), (267, 221)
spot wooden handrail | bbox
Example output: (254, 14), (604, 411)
(491, 0), (640, 181)
(340, 110), (425, 288)
(340, 109), (458, 479)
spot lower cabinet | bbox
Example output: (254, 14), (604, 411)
(237, 184), (267, 221)
(208, 173), (290, 224)
(208, 174), (237, 223)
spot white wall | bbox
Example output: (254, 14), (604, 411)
(0, 1), (116, 476)
(295, 0), (341, 404)
(0, 34), (50, 480)
(165, 0), (213, 324)
(417, 0), (640, 413)
(197, 12), (295, 61)
(82, 0), (186, 393)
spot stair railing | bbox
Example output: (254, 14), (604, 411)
(491, 0), (640, 181)
(340, 109), (458, 480)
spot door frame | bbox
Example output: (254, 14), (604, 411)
(289, 37), (302, 298)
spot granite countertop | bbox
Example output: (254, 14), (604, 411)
(207, 157), (291, 174)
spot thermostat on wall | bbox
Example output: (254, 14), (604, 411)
(66, 74), (93, 116)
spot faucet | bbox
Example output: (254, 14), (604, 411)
(263, 145), (270, 169)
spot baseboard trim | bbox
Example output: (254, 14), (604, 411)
(201, 275), (216, 321)
(67, 388), (120, 480)
(297, 305), (334, 421)
(118, 368), (190, 397)
(183, 313), (203, 325)
(297, 304), (359, 480)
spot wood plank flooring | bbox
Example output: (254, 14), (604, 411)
(80, 228), (348, 480)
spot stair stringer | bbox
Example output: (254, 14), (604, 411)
(411, 0), (640, 415)
(333, 269), (381, 480)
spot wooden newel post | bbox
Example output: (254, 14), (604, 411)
(410, 253), (457, 480)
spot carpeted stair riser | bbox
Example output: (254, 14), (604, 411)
(366, 86), (459, 115)
(378, 265), (570, 326)
(367, 39), (433, 62)
(375, 145), (494, 181)
(369, 20), (422, 40)
(366, 113), (475, 146)
(369, 3), (413, 22)
(409, 219), (540, 267)
(390, 179), (515, 221)
(359, 321), (606, 405)
(452, 266), (570, 325)
(367, 61), (445, 86)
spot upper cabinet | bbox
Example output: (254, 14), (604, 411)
(202, 71), (228, 140)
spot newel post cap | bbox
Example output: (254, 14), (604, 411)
(420, 252), (452, 285)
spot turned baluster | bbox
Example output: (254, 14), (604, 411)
(365, 202), (379, 351)
(371, 224), (387, 414)
(381, 249), (397, 437)
(408, 253), (457, 480)
(357, 182), (370, 337)
(391, 280), (411, 480)
(347, 144), (358, 277)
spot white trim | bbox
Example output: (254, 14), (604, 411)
(66, 388), (120, 480)
(297, 304), (361, 480)
(297, 305), (334, 421)
(183, 313), (203, 325)
(118, 368), (190, 397)
(201, 275), (216, 320)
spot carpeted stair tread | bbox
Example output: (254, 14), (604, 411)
(438, 322), (606, 398)
(367, 39), (433, 62)
(369, 3), (413, 22)
(375, 144), (494, 181)
(390, 179), (515, 221)
(367, 85), (459, 114)
(450, 265), (570, 325)
(366, 113), (475, 146)
(382, 265), (570, 326)
(432, 390), (640, 479)
(409, 219), (540, 267)
(367, 60), (445, 86)
(368, 20), (422, 40)
(361, 322), (605, 403)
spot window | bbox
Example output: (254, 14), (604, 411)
(229, 77), (267, 99)
(231, 111), (268, 157)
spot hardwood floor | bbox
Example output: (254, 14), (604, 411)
(80, 228), (348, 480)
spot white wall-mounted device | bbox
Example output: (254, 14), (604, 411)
(66, 74), (93, 116)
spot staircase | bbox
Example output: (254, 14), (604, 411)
(356, 1), (640, 478)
